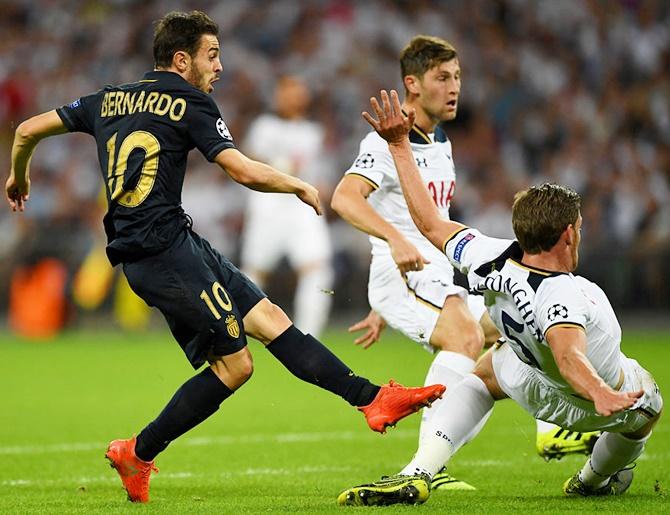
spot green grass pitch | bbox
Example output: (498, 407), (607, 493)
(0, 327), (667, 514)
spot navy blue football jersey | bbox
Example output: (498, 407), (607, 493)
(56, 70), (235, 265)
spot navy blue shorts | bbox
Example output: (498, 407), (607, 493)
(123, 228), (266, 368)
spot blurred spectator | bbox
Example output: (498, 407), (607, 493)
(2, 0), (669, 321)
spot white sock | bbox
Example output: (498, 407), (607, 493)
(579, 432), (648, 488)
(294, 264), (333, 337)
(419, 351), (475, 447)
(401, 374), (494, 477)
(536, 420), (561, 434)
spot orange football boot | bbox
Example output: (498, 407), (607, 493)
(359, 380), (446, 433)
(105, 436), (159, 503)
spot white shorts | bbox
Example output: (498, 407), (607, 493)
(241, 195), (332, 271)
(492, 343), (663, 433)
(368, 257), (487, 351)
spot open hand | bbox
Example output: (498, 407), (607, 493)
(349, 309), (387, 349)
(362, 90), (416, 144)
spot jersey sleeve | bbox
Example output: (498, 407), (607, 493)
(56, 92), (100, 135)
(444, 228), (514, 275)
(344, 134), (396, 190)
(186, 94), (236, 162)
(535, 277), (589, 336)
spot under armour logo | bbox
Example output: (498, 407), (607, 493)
(547, 304), (569, 321)
(416, 157), (428, 168)
(354, 153), (374, 169)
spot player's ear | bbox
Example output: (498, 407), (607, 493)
(173, 50), (190, 72)
(563, 224), (575, 246)
(404, 75), (420, 96)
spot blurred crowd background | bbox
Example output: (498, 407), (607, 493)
(1, 0), (669, 335)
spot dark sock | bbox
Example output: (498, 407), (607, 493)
(135, 367), (233, 461)
(266, 325), (380, 406)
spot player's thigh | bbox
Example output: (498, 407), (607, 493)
(123, 231), (257, 368)
(430, 294), (484, 357)
(287, 213), (332, 269)
(473, 346), (508, 400)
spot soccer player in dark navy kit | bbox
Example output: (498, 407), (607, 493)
(6, 11), (444, 503)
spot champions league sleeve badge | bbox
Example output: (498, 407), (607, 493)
(547, 304), (569, 321)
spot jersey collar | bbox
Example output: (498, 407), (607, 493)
(142, 70), (191, 87)
(403, 112), (449, 145)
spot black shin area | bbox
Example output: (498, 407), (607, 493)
(135, 367), (233, 461)
(266, 325), (380, 406)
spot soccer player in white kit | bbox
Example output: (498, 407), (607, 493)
(337, 91), (663, 506)
(331, 36), (591, 490)
(241, 76), (333, 336)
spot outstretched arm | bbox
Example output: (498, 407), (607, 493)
(214, 147), (322, 216)
(546, 326), (643, 416)
(332, 176), (429, 275)
(362, 90), (465, 251)
(7, 110), (68, 212)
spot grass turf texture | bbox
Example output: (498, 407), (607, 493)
(0, 328), (667, 514)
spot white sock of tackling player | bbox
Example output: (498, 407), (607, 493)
(401, 373), (494, 477)
(536, 419), (562, 434)
(578, 431), (648, 488)
(294, 263), (333, 337)
(418, 351), (475, 447)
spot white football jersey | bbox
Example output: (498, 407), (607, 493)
(346, 126), (457, 271)
(243, 113), (325, 219)
(444, 228), (624, 393)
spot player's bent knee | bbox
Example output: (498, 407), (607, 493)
(624, 405), (663, 440)
(243, 298), (292, 345)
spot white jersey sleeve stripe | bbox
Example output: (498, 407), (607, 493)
(544, 321), (586, 337)
(345, 172), (380, 190)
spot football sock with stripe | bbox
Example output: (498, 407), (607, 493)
(401, 374), (494, 477)
(418, 351), (475, 447)
(267, 325), (380, 406)
(578, 432), (647, 488)
(135, 367), (234, 462)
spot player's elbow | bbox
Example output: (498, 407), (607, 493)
(330, 189), (348, 216)
(15, 120), (39, 145)
(415, 217), (443, 250)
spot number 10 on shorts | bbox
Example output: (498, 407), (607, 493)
(200, 281), (233, 320)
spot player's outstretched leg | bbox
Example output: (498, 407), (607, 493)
(358, 380), (446, 433)
(105, 436), (159, 503)
(337, 473), (431, 506)
(265, 324), (445, 432)
(535, 420), (600, 461)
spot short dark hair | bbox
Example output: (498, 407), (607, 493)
(512, 183), (581, 254)
(153, 11), (219, 69)
(400, 35), (458, 82)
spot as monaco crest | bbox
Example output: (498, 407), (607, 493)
(225, 314), (240, 338)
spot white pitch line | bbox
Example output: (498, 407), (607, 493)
(0, 429), (415, 456)
(0, 465), (354, 488)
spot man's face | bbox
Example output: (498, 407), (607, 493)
(569, 214), (582, 271)
(187, 34), (222, 93)
(415, 58), (461, 123)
